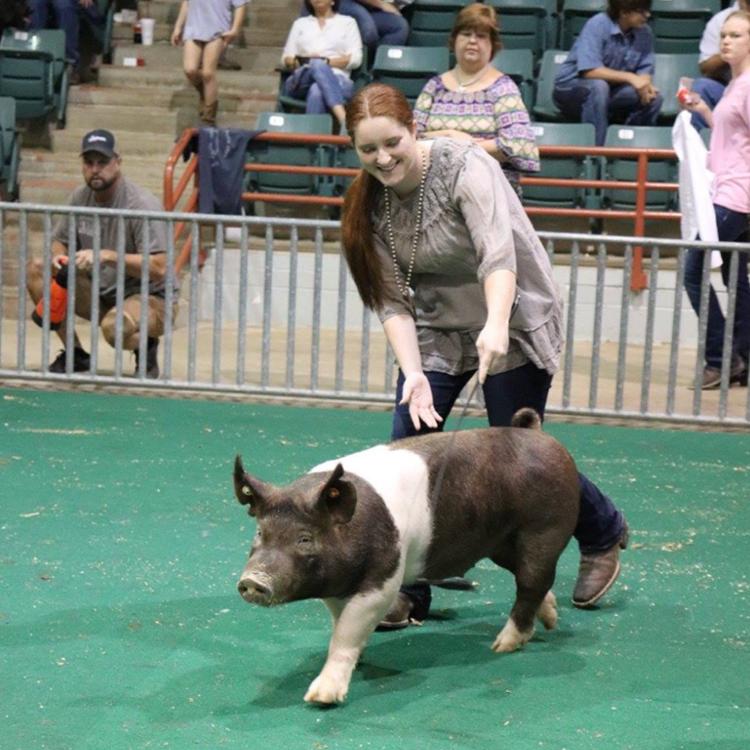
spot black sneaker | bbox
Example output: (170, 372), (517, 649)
(134, 337), (159, 379)
(48, 347), (90, 373)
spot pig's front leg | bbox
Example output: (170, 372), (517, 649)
(304, 582), (399, 705)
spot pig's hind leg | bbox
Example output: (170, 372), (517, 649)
(489, 545), (558, 654)
(304, 580), (400, 705)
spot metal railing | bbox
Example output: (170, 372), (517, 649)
(1, 201), (748, 427)
(163, 129), (683, 291)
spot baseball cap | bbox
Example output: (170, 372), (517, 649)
(80, 129), (118, 158)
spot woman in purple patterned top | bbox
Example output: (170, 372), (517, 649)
(413, 3), (539, 195)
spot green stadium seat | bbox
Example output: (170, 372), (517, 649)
(371, 45), (450, 106)
(650, 0), (720, 54)
(491, 48), (535, 110)
(406, 0), (469, 47)
(602, 124), (677, 210)
(245, 112), (333, 212)
(652, 52), (702, 121)
(488, 0), (556, 60)
(531, 49), (569, 121)
(525, 121), (598, 208)
(0, 96), (20, 201)
(0, 28), (69, 128)
(559, 0), (601, 49)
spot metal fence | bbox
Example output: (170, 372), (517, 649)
(1, 201), (749, 427)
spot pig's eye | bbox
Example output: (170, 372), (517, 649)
(297, 534), (313, 546)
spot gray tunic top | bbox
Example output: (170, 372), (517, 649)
(373, 138), (563, 376)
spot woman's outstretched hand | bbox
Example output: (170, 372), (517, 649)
(400, 372), (443, 431)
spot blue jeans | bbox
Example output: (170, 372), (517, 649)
(393, 362), (626, 620)
(684, 204), (750, 369)
(689, 77), (726, 131)
(553, 78), (663, 146)
(282, 59), (354, 114)
(29, 0), (103, 68)
(300, 0), (408, 53)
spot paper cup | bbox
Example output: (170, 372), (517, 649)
(140, 18), (155, 46)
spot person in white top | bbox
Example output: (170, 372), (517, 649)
(281, 0), (363, 128)
(689, 0), (749, 129)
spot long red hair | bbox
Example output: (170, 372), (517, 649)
(341, 83), (415, 310)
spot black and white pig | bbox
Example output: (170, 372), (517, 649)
(233, 411), (580, 705)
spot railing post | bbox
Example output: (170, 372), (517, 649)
(631, 152), (649, 292)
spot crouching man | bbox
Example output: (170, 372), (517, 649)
(27, 129), (171, 378)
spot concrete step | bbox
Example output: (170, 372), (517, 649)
(112, 42), (282, 71)
(64, 103), (178, 135)
(134, 0), (300, 27)
(112, 20), (289, 48)
(97, 63), (278, 94)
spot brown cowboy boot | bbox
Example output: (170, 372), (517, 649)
(201, 100), (218, 126)
(572, 521), (630, 609)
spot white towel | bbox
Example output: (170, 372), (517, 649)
(671, 110), (722, 268)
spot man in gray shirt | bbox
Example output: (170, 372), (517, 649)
(27, 129), (170, 378)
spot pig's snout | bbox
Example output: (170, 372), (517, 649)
(237, 573), (273, 605)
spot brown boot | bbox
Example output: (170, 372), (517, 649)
(572, 522), (630, 609)
(201, 100), (218, 126)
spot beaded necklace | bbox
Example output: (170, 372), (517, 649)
(383, 148), (427, 299)
(454, 64), (490, 92)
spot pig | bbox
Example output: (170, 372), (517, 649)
(233, 410), (580, 706)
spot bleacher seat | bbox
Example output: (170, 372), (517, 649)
(0, 96), (20, 201)
(245, 112), (333, 213)
(652, 52), (702, 121)
(371, 46), (450, 106)
(492, 48), (534, 110)
(488, 0), (556, 60)
(0, 28), (69, 128)
(406, 0), (469, 47)
(650, 0), (720, 53)
(601, 125), (677, 210)
(526, 121), (598, 208)
(559, 0), (601, 49)
(531, 49), (569, 121)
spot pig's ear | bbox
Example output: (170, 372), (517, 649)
(233, 455), (268, 516)
(316, 463), (357, 525)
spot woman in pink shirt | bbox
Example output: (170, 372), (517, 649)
(681, 11), (750, 389)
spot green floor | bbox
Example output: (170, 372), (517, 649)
(1, 388), (749, 750)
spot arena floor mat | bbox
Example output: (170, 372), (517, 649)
(2, 388), (749, 750)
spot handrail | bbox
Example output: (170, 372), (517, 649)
(163, 128), (685, 291)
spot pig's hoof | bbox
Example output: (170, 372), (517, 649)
(491, 618), (533, 653)
(304, 675), (348, 706)
(537, 591), (558, 631)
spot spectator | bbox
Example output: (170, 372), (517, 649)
(26, 130), (171, 379)
(690, 0), (750, 130)
(0, 0), (29, 33)
(413, 3), (539, 198)
(171, 0), (248, 126)
(300, 0), (409, 61)
(680, 11), (750, 389)
(341, 83), (629, 627)
(28, 0), (104, 85)
(552, 0), (662, 146)
(282, 0), (363, 129)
